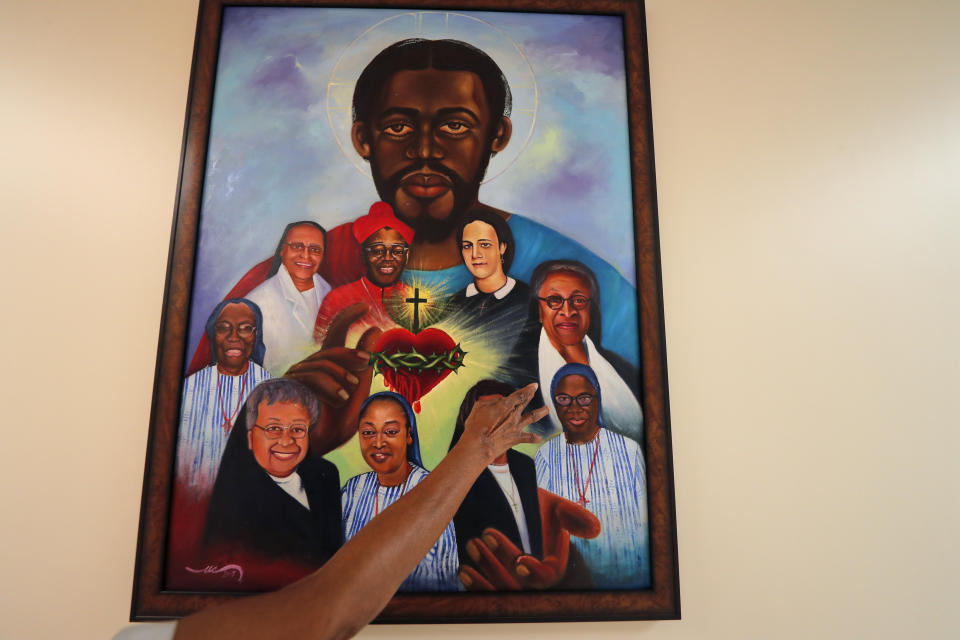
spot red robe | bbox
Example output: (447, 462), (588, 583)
(313, 276), (409, 344)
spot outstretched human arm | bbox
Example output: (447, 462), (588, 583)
(174, 384), (547, 640)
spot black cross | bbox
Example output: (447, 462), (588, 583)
(405, 287), (427, 334)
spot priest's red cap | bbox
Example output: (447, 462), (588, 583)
(352, 202), (415, 245)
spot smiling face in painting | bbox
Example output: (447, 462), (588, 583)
(553, 374), (600, 444)
(357, 398), (412, 485)
(362, 227), (409, 287)
(213, 302), (256, 375)
(247, 400), (310, 478)
(280, 224), (325, 290)
(538, 271), (592, 349)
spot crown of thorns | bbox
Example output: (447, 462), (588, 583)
(369, 345), (467, 376)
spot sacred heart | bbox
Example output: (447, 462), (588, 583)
(371, 328), (466, 413)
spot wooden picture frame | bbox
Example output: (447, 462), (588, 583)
(131, 0), (679, 623)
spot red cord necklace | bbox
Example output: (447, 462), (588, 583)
(216, 369), (248, 433)
(375, 463), (413, 516)
(568, 431), (601, 507)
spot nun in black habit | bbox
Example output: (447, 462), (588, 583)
(200, 378), (342, 587)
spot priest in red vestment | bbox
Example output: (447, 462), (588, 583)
(313, 202), (414, 344)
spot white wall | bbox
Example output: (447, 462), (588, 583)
(1, 1), (958, 638)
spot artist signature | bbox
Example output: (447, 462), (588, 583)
(185, 563), (244, 583)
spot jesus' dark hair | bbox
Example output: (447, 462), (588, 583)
(352, 38), (513, 133)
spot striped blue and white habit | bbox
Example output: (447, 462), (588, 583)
(535, 428), (650, 588)
(175, 362), (271, 496)
(341, 465), (461, 592)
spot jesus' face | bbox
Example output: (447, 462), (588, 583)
(352, 68), (511, 243)
(358, 398), (413, 486)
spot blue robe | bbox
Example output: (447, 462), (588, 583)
(535, 428), (650, 588)
(341, 465), (460, 592)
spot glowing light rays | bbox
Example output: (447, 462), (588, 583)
(327, 290), (539, 481)
(384, 276), (449, 332)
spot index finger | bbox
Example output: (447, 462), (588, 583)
(464, 538), (522, 590)
(480, 528), (525, 570)
(507, 382), (538, 413)
(494, 398), (546, 438)
(485, 382), (539, 430)
(503, 407), (547, 445)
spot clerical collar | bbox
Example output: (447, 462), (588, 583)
(465, 276), (516, 299)
(268, 471), (309, 510)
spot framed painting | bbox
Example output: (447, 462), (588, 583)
(131, 0), (679, 623)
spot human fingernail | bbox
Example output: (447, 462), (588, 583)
(482, 534), (498, 549)
(466, 541), (480, 563)
(515, 564), (530, 577)
(356, 350), (371, 360)
(337, 389), (350, 401)
(346, 373), (359, 385)
(460, 571), (472, 587)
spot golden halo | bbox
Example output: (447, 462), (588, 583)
(326, 11), (538, 185)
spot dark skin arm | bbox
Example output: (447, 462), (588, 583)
(283, 303), (382, 456)
(175, 384), (547, 640)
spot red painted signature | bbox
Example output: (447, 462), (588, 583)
(185, 563), (244, 583)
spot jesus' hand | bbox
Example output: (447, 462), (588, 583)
(283, 303), (381, 456)
(458, 488), (601, 590)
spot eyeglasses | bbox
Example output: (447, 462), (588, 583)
(214, 322), (256, 337)
(554, 393), (596, 407)
(284, 241), (324, 255)
(364, 244), (409, 259)
(253, 423), (309, 439)
(538, 295), (590, 311)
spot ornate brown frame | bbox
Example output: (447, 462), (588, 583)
(131, 0), (679, 622)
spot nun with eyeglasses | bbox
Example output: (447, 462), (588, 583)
(535, 363), (650, 589)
